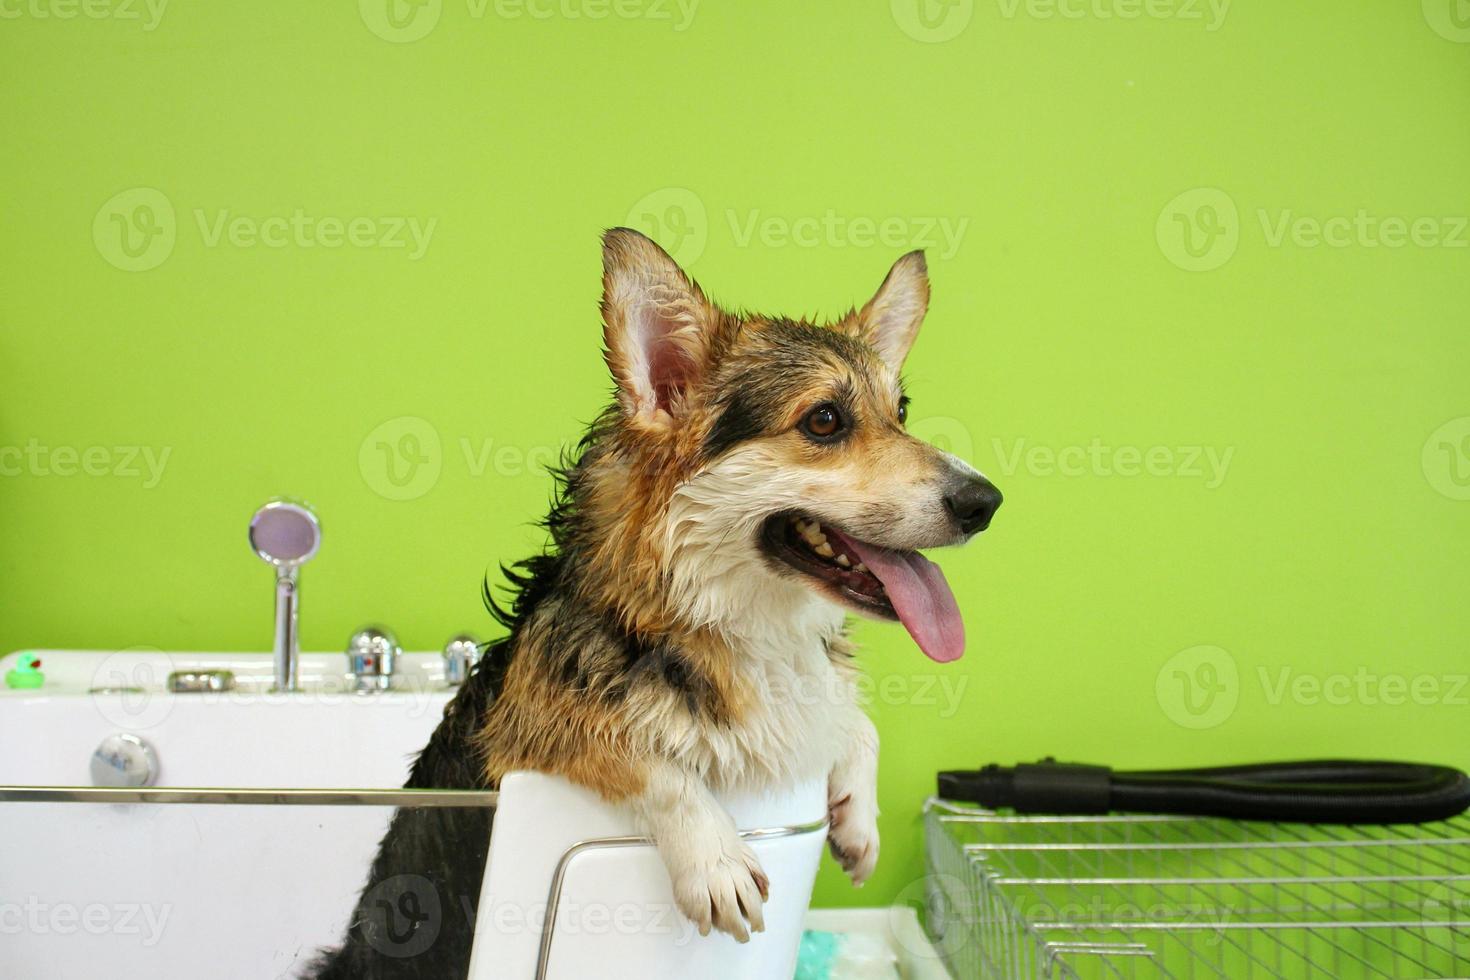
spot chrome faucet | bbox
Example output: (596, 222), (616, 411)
(442, 633), (482, 686)
(346, 626), (399, 693)
(248, 499), (321, 693)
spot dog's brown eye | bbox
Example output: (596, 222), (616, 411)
(801, 403), (845, 441)
(897, 401), (908, 425)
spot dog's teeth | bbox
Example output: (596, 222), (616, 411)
(835, 554), (851, 568)
(799, 523), (826, 547)
(854, 562), (868, 573)
(815, 541), (835, 558)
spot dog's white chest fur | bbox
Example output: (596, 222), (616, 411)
(658, 601), (854, 794)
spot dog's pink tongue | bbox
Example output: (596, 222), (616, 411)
(843, 539), (965, 663)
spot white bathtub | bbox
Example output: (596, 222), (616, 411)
(0, 648), (456, 979)
(0, 649), (454, 787)
(0, 650), (829, 980)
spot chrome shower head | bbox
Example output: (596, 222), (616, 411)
(249, 498), (320, 692)
(248, 499), (321, 568)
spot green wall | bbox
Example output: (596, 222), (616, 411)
(2, 1), (1467, 911)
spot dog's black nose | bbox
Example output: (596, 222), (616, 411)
(945, 478), (1003, 534)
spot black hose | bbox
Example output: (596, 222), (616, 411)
(936, 759), (1470, 824)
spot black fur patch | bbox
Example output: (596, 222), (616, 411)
(620, 631), (723, 722)
(702, 386), (769, 460)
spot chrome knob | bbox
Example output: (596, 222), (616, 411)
(442, 634), (482, 687)
(91, 733), (158, 788)
(347, 626), (399, 692)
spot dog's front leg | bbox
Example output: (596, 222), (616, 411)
(827, 706), (880, 886)
(631, 761), (770, 943)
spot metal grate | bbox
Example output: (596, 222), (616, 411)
(922, 798), (1470, 979)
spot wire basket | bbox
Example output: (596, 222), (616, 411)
(922, 798), (1470, 979)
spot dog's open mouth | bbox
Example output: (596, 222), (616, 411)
(760, 512), (965, 662)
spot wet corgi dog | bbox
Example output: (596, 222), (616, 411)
(309, 228), (1000, 978)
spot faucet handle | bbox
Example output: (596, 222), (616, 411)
(442, 633), (482, 687)
(346, 626), (399, 693)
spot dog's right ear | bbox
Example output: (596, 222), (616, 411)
(850, 250), (929, 373)
(601, 227), (717, 428)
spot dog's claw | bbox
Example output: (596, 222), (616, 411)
(670, 838), (767, 943)
(827, 791), (880, 887)
(752, 866), (770, 902)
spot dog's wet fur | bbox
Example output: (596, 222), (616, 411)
(306, 229), (998, 978)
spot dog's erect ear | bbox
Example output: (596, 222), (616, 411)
(851, 251), (929, 372)
(601, 227), (718, 426)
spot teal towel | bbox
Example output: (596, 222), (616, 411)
(794, 930), (842, 980)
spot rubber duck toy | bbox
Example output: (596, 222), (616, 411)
(5, 654), (44, 690)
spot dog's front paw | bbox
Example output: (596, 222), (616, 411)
(827, 790), (879, 886)
(668, 837), (770, 943)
